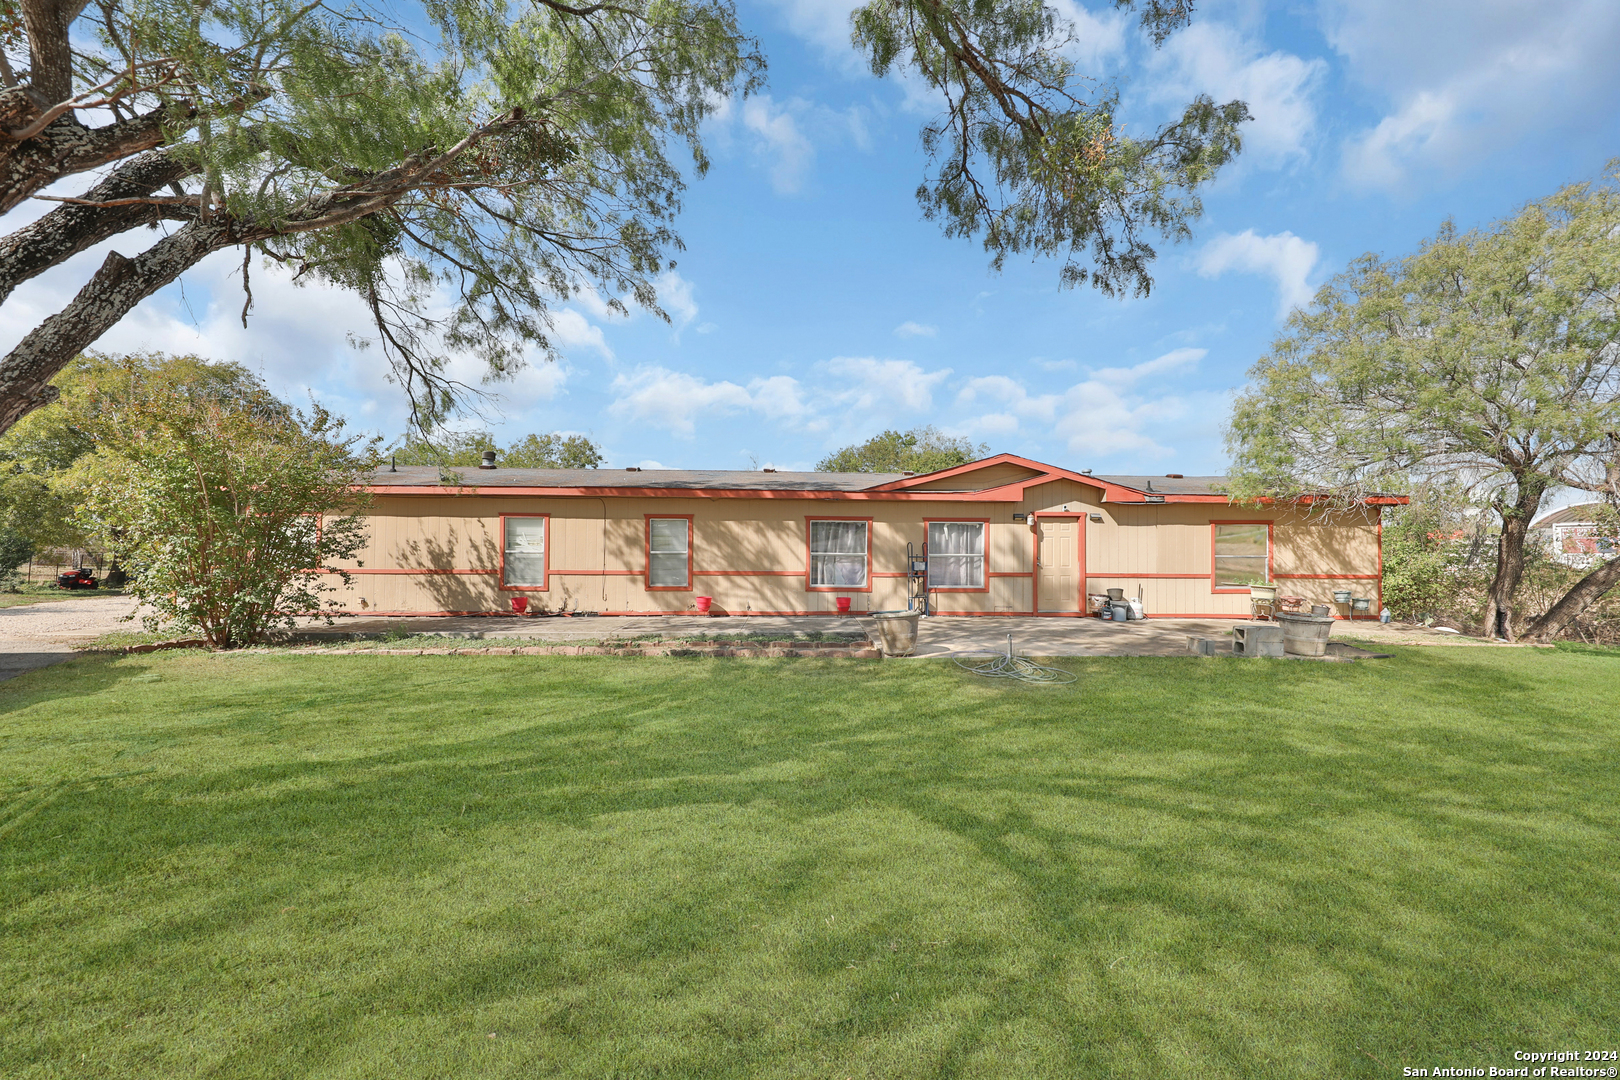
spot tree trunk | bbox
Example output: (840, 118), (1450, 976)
(1522, 555), (1620, 642)
(1483, 480), (1546, 641)
(0, 219), (237, 432)
(19, 0), (91, 106)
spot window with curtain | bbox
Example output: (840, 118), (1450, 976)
(1213, 523), (1269, 584)
(809, 520), (868, 587)
(927, 521), (985, 588)
(648, 518), (690, 588)
(503, 517), (547, 586)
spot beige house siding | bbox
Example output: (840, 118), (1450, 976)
(333, 475), (1384, 618)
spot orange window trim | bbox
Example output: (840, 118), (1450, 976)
(923, 517), (991, 593)
(644, 514), (694, 592)
(805, 516), (874, 593)
(1210, 519), (1273, 593)
(498, 512), (550, 592)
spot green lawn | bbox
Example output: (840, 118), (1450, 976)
(0, 584), (125, 608)
(2, 647), (1617, 1079)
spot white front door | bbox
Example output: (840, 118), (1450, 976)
(1036, 519), (1080, 612)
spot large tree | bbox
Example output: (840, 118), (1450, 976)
(0, 0), (1246, 435)
(817, 425), (987, 473)
(388, 428), (604, 468)
(1226, 173), (1620, 641)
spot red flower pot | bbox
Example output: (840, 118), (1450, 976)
(836, 597), (852, 613)
(695, 596), (713, 614)
(510, 596), (529, 615)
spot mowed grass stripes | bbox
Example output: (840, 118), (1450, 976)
(1, 645), (1617, 1078)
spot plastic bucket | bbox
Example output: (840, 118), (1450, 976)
(694, 596), (713, 614)
(1106, 588), (1126, 601)
(1351, 597), (1371, 612)
(1277, 612), (1335, 656)
(870, 611), (920, 656)
(510, 596), (529, 615)
(1111, 602), (1130, 622)
(1332, 589), (1353, 603)
(836, 596), (852, 613)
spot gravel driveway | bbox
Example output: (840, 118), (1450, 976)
(0, 595), (141, 681)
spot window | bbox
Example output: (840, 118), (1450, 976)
(1213, 522), (1269, 586)
(809, 520), (868, 588)
(647, 517), (691, 589)
(927, 521), (986, 589)
(502, 516), (547, 587)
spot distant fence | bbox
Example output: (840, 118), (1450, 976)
(22, 550), (113, 586)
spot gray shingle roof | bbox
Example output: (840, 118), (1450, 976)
(1095, 475), (1229, 496)
(365, 466), (910, 491)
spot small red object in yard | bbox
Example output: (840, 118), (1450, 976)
(836, 597), (852, 613)
(510, 596), (529, 615)
(695, 596), (713, 614)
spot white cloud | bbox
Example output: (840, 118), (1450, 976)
(609, 367), (810, 437)
(893, 321), (937, 338)
(757, 0), (863, 65)
(548, 309), (613, 361)
(741, 96), (816, 195)
(1091, 346), (1206, 387)
(1032, 357), (1078, 372)
(1195, 230), (1320, 318)
(1149, 22), (1325, 166)
(955, 349), (1210, 459)
(1047, 0), (1128, 67)
(1323, 0), (1620, 189)
(820, 356), (951, 412)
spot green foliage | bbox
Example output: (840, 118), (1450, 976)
(0, 353), (292, 555)
(816, 426), (989, 474)
(1378, 500), (1469, 620)
(1226, 169), (1620, 631)
(851, 0), (1248, 295)
(388, 429), (603, 468)
(78, 394), (376, 649)
(1227, 172), (1620, 505)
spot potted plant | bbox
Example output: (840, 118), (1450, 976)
(1220, 576), (1277, 602)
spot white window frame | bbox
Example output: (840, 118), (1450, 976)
(808, 519), (869, 589)
(502, 515), (548, 588)
(647, 517), (691, 589)
(926, 520), (986, 589)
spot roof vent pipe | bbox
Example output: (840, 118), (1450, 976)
(389, 455), (397, 473)
(479, 451), (497, 470)
(1145, 480), (1154, 491)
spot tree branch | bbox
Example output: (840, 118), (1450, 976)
(0, 147), (198, 304)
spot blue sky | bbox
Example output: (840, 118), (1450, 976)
(6, 0), (1618, 476)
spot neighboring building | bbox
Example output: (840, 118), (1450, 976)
(338, 454), (1400, 618)
(1532, 503), (1619, 568)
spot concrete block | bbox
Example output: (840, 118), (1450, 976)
(1233, 623), (1285, 657)
(1187, 636), (1227, 656)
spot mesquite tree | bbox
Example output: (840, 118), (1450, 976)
(1226, 173), (1620, 641)
(0, 0), (1246, 436)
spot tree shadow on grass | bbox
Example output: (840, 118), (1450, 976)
(2, 653), (1618, 1078)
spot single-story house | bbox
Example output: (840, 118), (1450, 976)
(1531, 503), (1619, 569)
(336, 454), (1400, 618)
